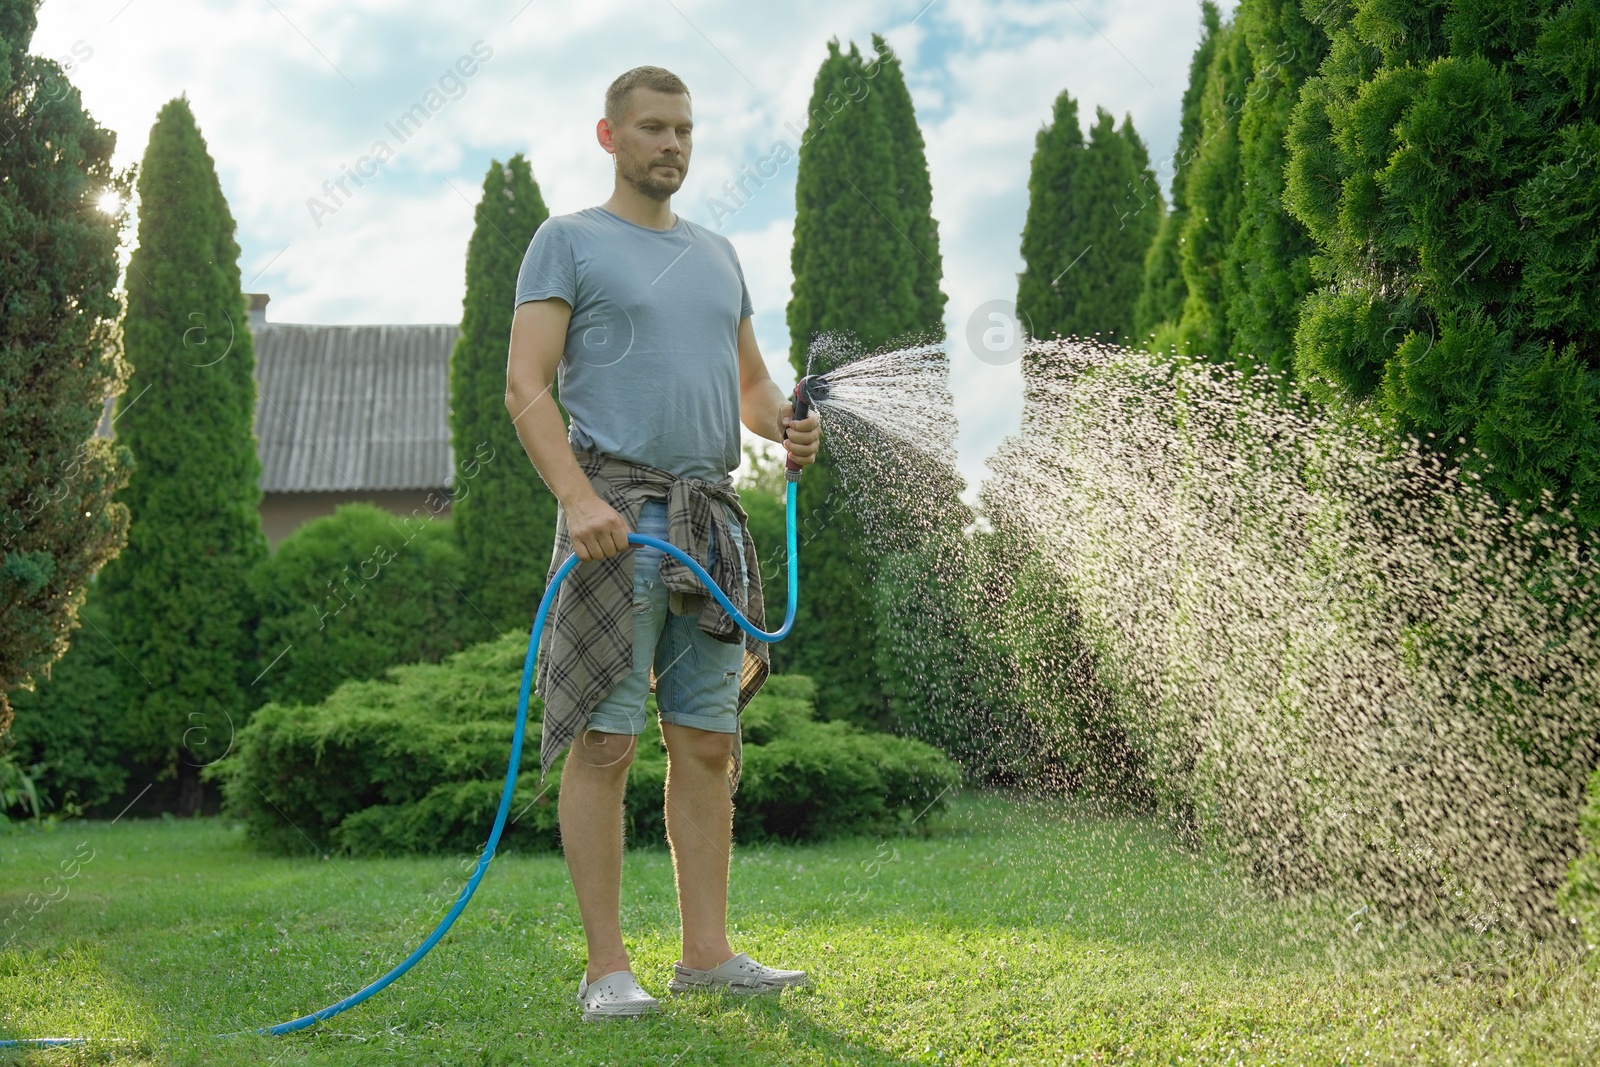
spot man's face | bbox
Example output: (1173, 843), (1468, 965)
(606, 88), (692, 202)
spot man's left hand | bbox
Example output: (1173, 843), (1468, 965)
(781, 402), (821, 467)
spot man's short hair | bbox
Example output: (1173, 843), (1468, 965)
(605, 67), (691, 126)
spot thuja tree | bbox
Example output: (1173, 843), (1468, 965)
(1171, 17), (1251, 362)
(1017, 91), (1161, 350)
(870, 32), (946, 333)
(97, 95), (268, 815)
(450, 154), (555, 633)
(1219, 0), (1329, 378)
(1136, 1), (1225, 345)
(787, 37), (946, 728)
(1285, 0), (1600, 526)
(0, 0), (132, 734)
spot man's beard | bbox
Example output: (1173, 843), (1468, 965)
(622, 155), (684, 201)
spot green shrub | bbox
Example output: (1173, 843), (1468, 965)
(214, 637), (962, 856)
(0, 749), (43, 824)
(1561, 766), (1600, 951)
(249, 503), (486, 710)
(210, 634), (541, 856)
(4, 596), (135, 817)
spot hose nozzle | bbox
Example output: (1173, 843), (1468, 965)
(785, 374), (830, 479)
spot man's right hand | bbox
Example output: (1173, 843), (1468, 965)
(565, 493), (632, 562)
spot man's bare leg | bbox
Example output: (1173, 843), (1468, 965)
(558, 728), (638, 983)
(661, 721), (737, 970)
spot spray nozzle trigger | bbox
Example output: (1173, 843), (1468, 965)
(785, 374), (829, 477)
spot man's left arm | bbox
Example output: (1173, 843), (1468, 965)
(737, 316), (820, 467)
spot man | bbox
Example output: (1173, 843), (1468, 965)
(503, 66), (822, 1022)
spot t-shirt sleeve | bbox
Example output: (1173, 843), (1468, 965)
(514, 219), (576, 309)
(733, 248), (754, 320)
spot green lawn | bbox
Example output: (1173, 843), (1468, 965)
(2, 790), (1597, 1065)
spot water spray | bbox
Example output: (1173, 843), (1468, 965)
(0, 388), (825, 1051)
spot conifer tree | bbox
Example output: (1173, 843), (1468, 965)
(1116, 114), (1164, 334)
(870, 32), (946, 334)
(1016, 92), (1084, 343)
(96, 96), (267, 814)
(450, 154), (555, 633)
(1221, 0), (1328, 378)
(786, 37), (945, 727)
(0, 1), (133, 734)
(788, 40), (922, 364)
(1135, 1), (1224, 345)
(1172, 18), (1251, 361)
(1285, 0), (1600, 527)
(1017, 93), (1161, 350)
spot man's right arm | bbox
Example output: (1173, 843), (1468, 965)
(504, 299), (631, 561)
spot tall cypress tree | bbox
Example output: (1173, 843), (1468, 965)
(1135, 0), (1224, 346)
(786, 37), (940, 727)
(1285, 0), (1600, 527)
(97, 96), (267, 814)
(788, 40), (922, 364)
(1221, 0), (1329, 378)
(450, 154), (555, 633)
(1172, 17), (1251, 362)
(1016, 91), (1084, 344)
(0, 0), (132, 734)
(1017, 94), (1161, 350)
(1116, 114), (1164, 336)
(871, 32), (947, 335)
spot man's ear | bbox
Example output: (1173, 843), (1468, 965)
(596, 117), (617, 155)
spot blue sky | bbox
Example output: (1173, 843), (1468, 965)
(33, 0), (1235, 500)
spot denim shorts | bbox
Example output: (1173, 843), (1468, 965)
(584, 497), (749, 736)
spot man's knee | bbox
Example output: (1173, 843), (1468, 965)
(567, 729), (638, 775)
(665, 723), (735, 772)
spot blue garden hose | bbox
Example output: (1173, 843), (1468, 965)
(0, 477), (802, 1051)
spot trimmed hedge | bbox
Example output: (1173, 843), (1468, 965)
(248, 503), (488, 711)
(212, 632), (961, 856)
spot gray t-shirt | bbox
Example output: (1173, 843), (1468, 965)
(513, 206), (754, 481)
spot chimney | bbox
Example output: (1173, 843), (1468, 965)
(247, 292), (271, 330)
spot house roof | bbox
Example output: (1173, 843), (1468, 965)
(253, 322), (459, 493)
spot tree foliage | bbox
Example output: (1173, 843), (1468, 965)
(1172, 19), (1252, 361)
(1223, 0), (1329, 378)
(450, 154), (555, 633)
(0, 0), (132, 733)
(1017, 91), (1162, 349)
(1136, 1), (1225, 344)
(4, 596), (131, 816)
(95, 96), (267, 812)
(870, 32), (946, 333)
(788, 40), (931, 368)
(1285, 0), (1600, 526)
(786, 37), (946, 727)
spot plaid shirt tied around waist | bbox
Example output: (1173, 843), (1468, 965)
(534, 449), (770, 793)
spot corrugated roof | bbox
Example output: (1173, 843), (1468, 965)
(253, 322), (458, 493)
